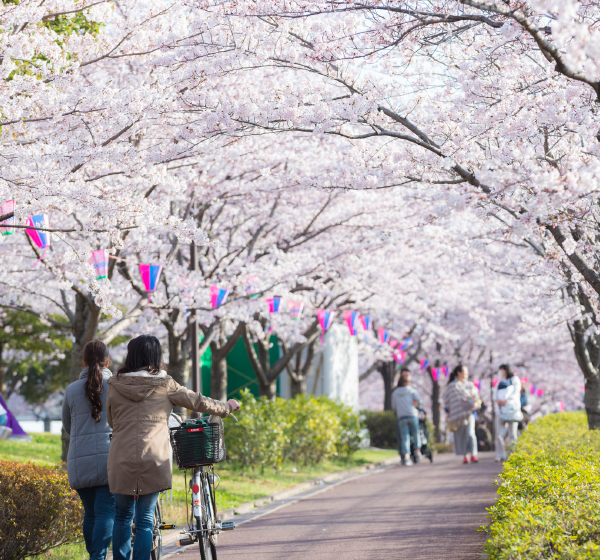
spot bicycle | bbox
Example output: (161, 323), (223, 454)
(169, 413), (236, 559)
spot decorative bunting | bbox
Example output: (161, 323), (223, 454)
(393, 350), (406, 364)
(377, 328), (389, 345)
(317, 309), (335, 344)
(400, 337), (412, 350)
(530, 384), (536, 395)
(245, 275), (259, 299)
(210, 286), (228, 308)
(389, 339), (399, 348)
(0, 200), (15, 236)
(420, 359), (429, 372)
(25, 214), (51, 266)
(266, 296), (282, 314)
(287, 301), (304, 320)
(90, 250), (109, 280)
(344, 310), (359, 336)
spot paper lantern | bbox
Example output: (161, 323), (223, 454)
(557, 401), (565, 412)
(431, 367), (439, 381)
(420, 359), (429, 372)
(359, 315), (371, 341)
(288, 301), (304, 320)
(473, 379), (481, 391)
(536, 387), (544, 397)
(210, 286), (228, 308)
(25, 214), (50, 250)
(266, 297), (281, 314)
(90, 250), (109, 280)
(245, 275), (259, 299)
(520, 377), (529, 383)
(139, 264), (163, 295)
(400, 337), (412, 350)
(344, 310), (358, 336)
(389, 339), (399, 348)
(393, 350), (406, 364)
(492, 379), (499, 387)
(0, 200), (15, 236)
(317, 309), (335, 344)
(377, 328), (389, 345)
(441, 366), (449, 377)
(530, 384), (536, 395)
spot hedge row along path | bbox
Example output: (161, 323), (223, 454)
(176, 452), (501, 560)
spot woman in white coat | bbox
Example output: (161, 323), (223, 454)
(494, 364), (522, 462)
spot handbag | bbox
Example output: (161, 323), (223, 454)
(499, 400), (523, 422)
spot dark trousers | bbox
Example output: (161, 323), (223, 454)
(76, 485), (115, 560)
(113, 492), (160, 560)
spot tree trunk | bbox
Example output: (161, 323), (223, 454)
(431, 378), (441, 442)
(210, 356), (228, 402)
(290, 376), (307, 398)
(379, 361), (395, 411)
(0, 341), (5, 398)
(258, 378), (278, 400)
(167, 328), (190, 387)
(584, 376), (600, 429)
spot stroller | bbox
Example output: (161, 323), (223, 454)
(410, 409), (433, 463)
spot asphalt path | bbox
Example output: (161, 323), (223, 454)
(173, 452), (501, 560)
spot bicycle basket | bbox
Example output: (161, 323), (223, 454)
(170, 418), (226, 469)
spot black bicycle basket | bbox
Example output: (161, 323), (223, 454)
(170, 418), (226, 469)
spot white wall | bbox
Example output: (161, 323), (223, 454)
(280, 324), (359, 409)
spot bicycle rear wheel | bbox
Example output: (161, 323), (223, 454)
(151, 498), (163, 560)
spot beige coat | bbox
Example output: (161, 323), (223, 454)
(106, 371), (231, 496)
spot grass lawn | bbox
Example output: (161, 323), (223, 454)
(2, 435), (397, 559)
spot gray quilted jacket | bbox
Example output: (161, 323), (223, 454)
(62, 367), (112, 490)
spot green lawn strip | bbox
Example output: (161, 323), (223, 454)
(26, 542), (87, 560)
(0, 433), (62, 465)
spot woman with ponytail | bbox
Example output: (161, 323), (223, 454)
(62, 340), (115, 560)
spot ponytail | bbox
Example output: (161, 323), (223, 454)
(83, 340), (110, 422)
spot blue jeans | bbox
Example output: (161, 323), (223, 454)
(113, 492), (159, 560)
(397, 416), (420, 456)
(76, 485), (115, 560)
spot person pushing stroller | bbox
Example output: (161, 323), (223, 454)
(391, 369), (423, 466)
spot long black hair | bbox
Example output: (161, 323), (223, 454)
(83, 340), (110, 422)
(117, 335), (166, 376)
(448, 364), (465, 384)
(499, 364), (514, 379)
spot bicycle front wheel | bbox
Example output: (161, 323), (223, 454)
(197, 471), (217, 560)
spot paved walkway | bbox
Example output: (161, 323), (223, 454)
(175, 452), (501, 560)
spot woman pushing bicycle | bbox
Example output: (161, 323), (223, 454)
(106, 334), (240, 560)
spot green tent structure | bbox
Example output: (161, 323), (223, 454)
(200, 336), (280, 399)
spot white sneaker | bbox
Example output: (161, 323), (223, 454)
(405, 458), (414, 466)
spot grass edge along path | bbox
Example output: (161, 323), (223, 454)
(1, 434), (397, 560)
(483, 411), (600, 560)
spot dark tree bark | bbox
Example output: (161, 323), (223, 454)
(206, 322), (244, 402)
(379, 361), (396, 411)
(285, 338), (318, 398)
(242, 319), (320, 400)
(428, 365), (442, 443)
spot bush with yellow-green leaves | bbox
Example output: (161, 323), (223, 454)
(225, 391), (362, 471)
(484, 411), (600, 559)
(0, 461), (83, 560)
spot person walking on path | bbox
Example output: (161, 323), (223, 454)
(391, 369), (422, 466)
(62, 340), (115, 560)
(494, 364), (522, 462)
(107, 334), (241, 560)
(443, 365), (481, 464)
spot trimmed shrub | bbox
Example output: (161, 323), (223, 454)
(361, 410), (397, 449)
(225, 390), (362, 470)
(484, 411), (600, 559)
(0, 461), (83, 560)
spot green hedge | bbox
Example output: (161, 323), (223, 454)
(485, 411), (600, 559)
(225, 391), (362, 470)
(361, 410), (397, 449)
(0, 461), (83, 560)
